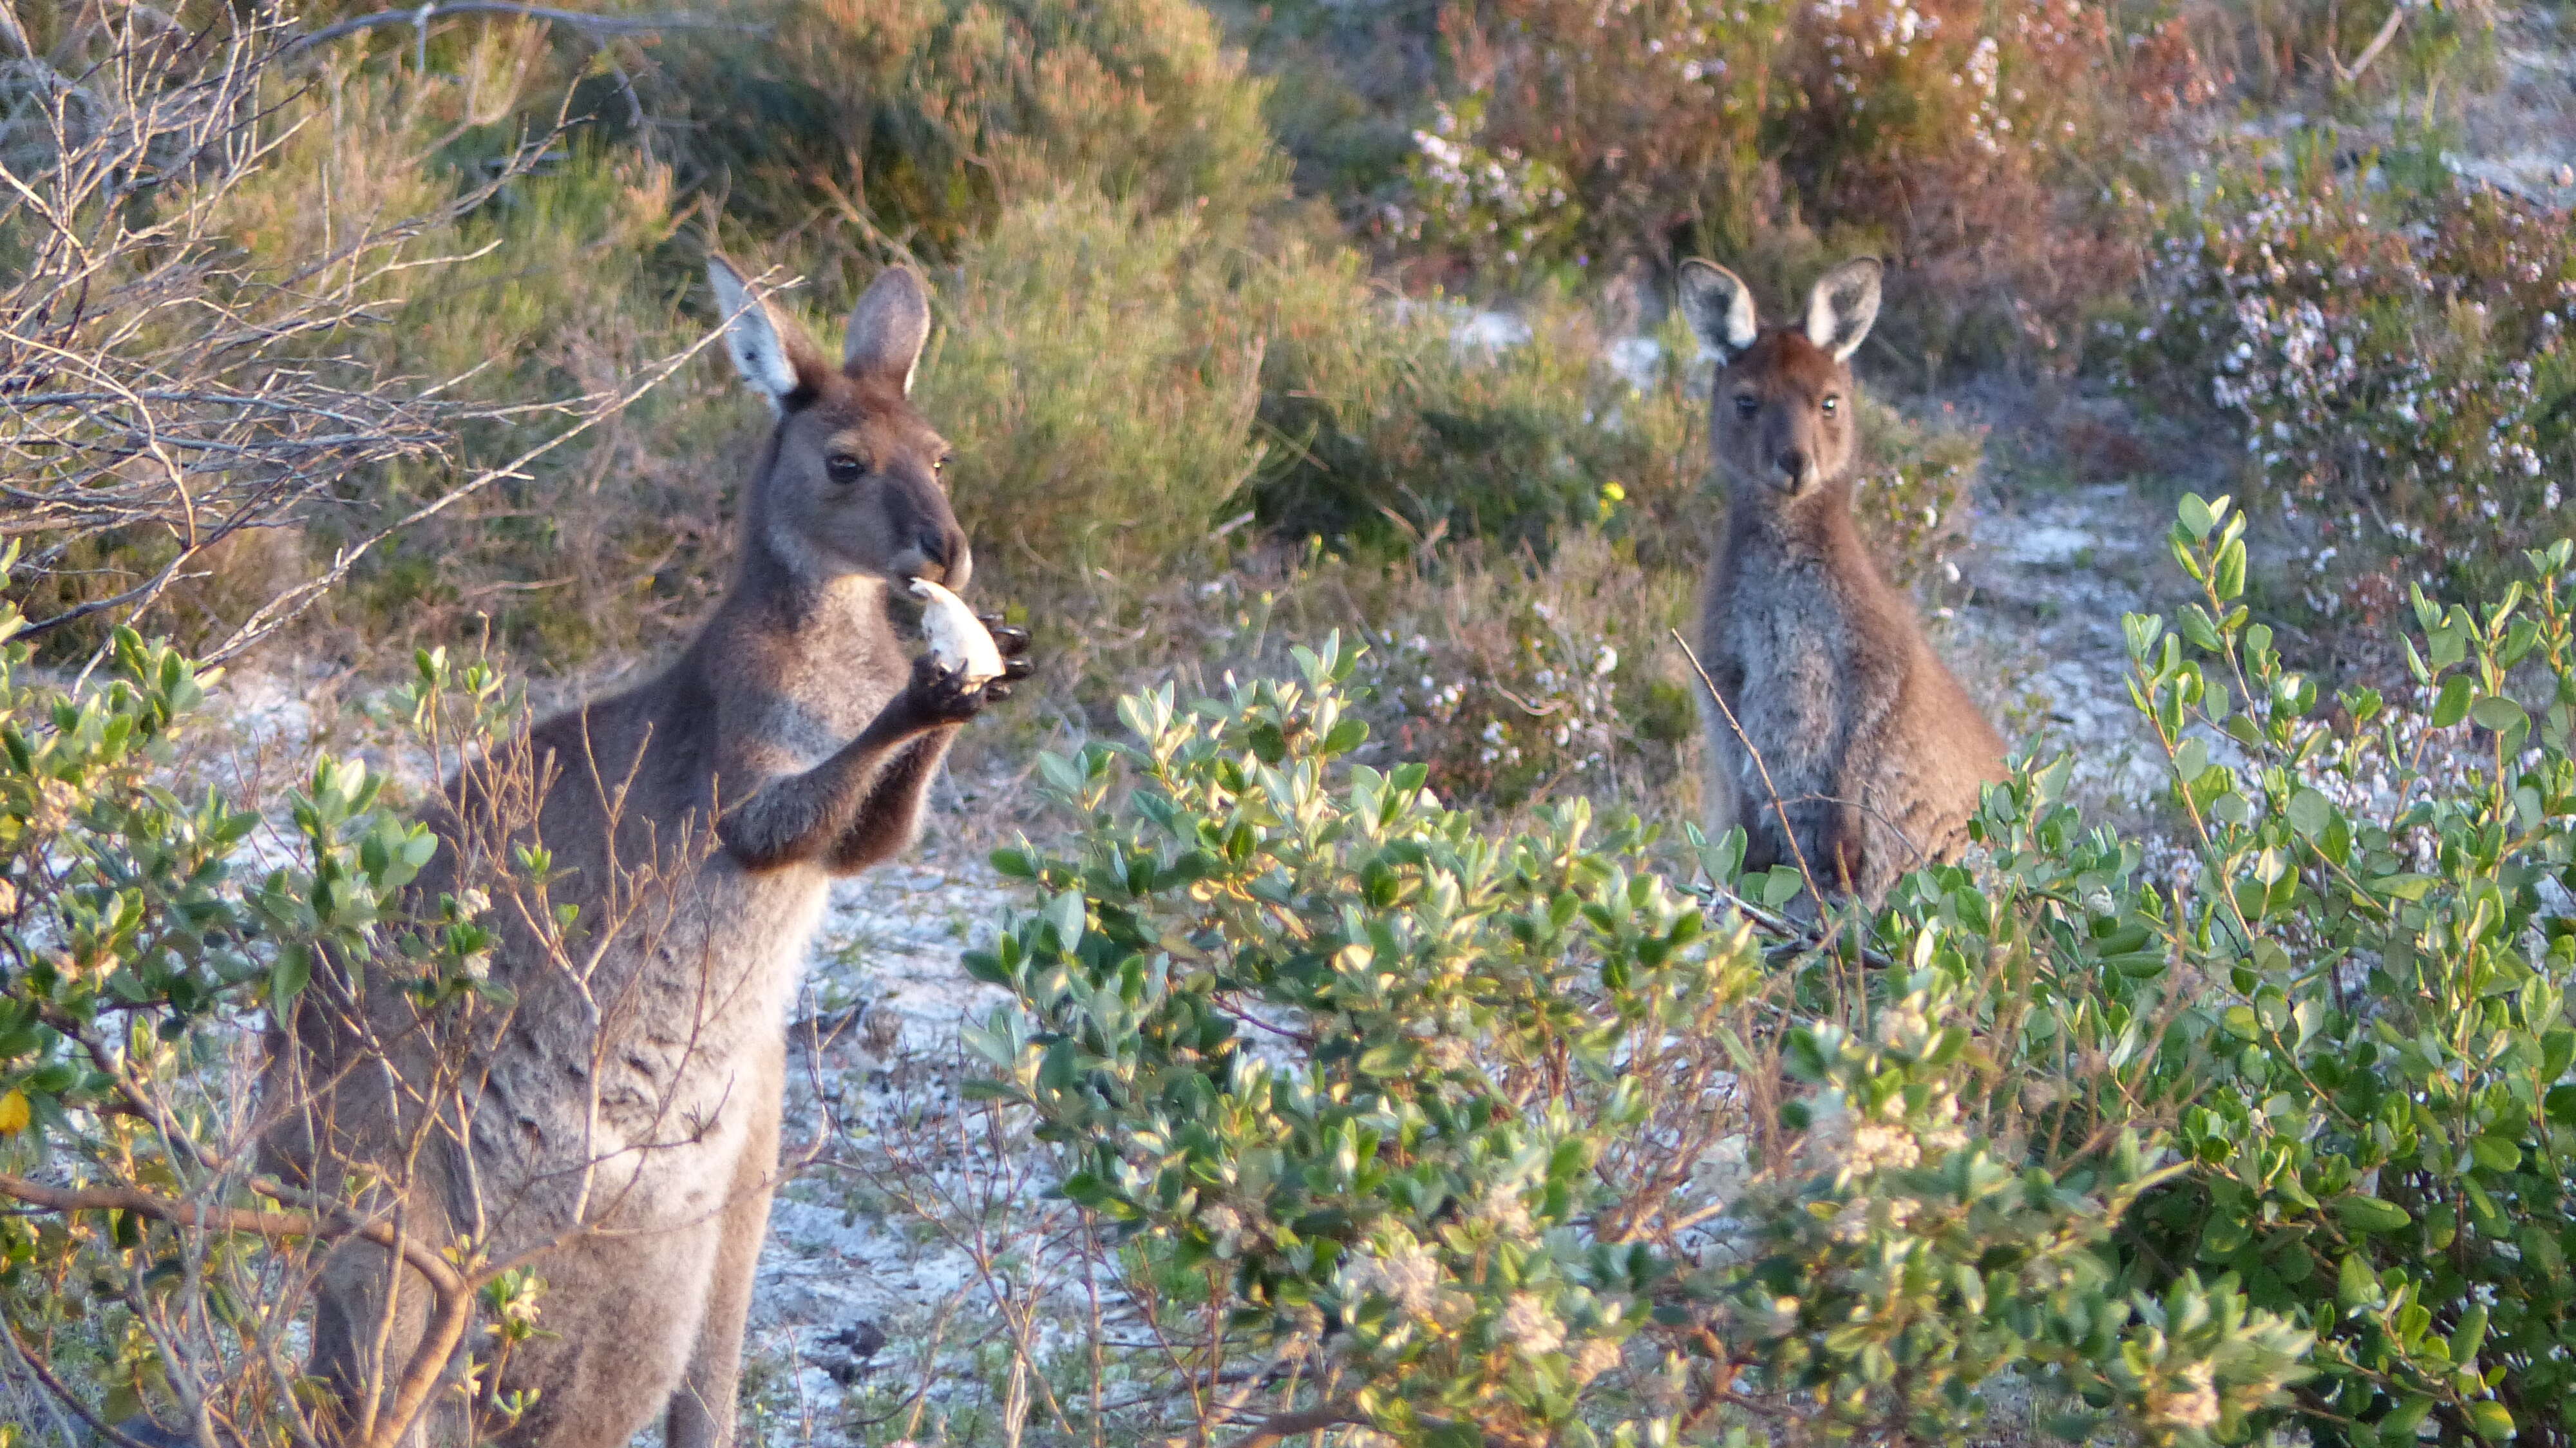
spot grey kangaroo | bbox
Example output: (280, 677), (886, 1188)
(263, 256), (1031, 1448)
(1679, 256), (2005, 903)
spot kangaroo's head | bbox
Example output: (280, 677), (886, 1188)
(1677, 257), (1883, 506)
(707, 256), (969, 591)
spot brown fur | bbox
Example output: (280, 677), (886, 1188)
(262, 258), (1030, 1448)
(1679, 257), (2005, 903)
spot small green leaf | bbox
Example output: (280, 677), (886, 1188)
(2333, 1195), (2412, 1234)
(2468, 695), (2526, 736)
(2468, 1134), (2521, 1174)
(2179, 493), (2216, 540)
(2286, 788), (2332, 838)
(2432, 676), (2474, 729)
(2465, 1401), (2513, 1441)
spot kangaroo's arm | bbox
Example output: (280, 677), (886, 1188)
(714, 660), (974, 872)
(822, 728), (958, 874)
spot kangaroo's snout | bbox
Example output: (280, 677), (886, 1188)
(898, 522), (972, 590)
(1774, 448), (1812, 493)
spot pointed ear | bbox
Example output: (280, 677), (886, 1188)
(1803, 257), (1883, 363)
(1677, 260), (1759, 359)
(707, 256), (819, 412)
(844, 265), (933, 395)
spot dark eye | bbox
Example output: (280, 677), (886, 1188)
(1733, 394), (1759, 418)
(826, 453), (865, 484)
(1820, 395), (1839, 416)
(934, 453), (951, 475)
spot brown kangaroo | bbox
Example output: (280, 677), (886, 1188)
(1678, 256), (2004, 903)
(263, 256), (1031, 1448)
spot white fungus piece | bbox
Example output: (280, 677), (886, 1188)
(907, 577), (1005, 687)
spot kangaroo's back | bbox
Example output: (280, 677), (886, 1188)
(1678, 258), (2005, 904)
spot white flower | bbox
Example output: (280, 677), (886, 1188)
(1572, 1337), (1624, 1383)
(1850, 1123), (1922, 1174)
(1498, 1293), (1564, 1357)
(2148, 1362), (2221, 1431)
(1349, 1237), (1441, 1319)
(1471, 1185), (1535, 1238)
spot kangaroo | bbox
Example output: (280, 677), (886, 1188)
(1678, 256), (2005, 904)
(261, 256), (1032, 1448)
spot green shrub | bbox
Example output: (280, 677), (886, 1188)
(1250, 295), (1707, 561)
(2107, 498), (2576, 1446)
(1344, 531), (1698, 813)
(918, 192), (1274, 596)
(948, 490), (2576, 1447)
(962, 634), (2313, 1447)
(665, 0), (1289, 258)
(0, 562), (509, 1442)
(2117, 157), (2576, 623)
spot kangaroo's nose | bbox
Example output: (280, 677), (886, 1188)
(913, 525), (972, 590)
(1774, 449), (1809, 488)
(916, 529), (953, 571)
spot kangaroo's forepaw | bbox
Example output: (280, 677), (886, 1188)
(907, 653), (990, 723)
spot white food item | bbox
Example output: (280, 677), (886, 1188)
(907, 578), (1005, 687)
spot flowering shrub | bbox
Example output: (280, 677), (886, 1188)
(1445, 0), (2175, 359)
(1402, 95), (1587, 288)
(2120, 166), (2576, 620)
(968, 636), (2312, 1447)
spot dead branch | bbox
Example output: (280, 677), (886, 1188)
(0, 1172), (471, 1448)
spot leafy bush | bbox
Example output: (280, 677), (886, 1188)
(946, 489), (2576, 1447)
(2109, 498), (2576, 1447)
(665, 0), (1289, 257)
(919, 192), (1274, 596)
(1345, 531), (1697, 812)
(963, 634), (2313, 1447)
(0, 560), (522, 1443)
(2118, 158), (2576, 622)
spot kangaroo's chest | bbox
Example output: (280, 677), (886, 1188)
(1712, 553), (1850, 789)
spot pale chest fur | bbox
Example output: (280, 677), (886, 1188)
(468, 590), (909, 1232)
(1706, 544), (1852, 801)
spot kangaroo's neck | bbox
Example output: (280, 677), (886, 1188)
(1730, 480), (1866, 565)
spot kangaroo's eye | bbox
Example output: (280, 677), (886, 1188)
(1733, 394), (1759, 419)
(826, 453), (866, 484)
(1820, 395), (1840, 415)
(934, 453), (951, 475)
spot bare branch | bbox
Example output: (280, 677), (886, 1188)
(287, 1), (761, 52)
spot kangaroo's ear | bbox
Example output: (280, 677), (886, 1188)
(1803, 257), (1883, 363)
(1677, 260), (1758, 360)
(707, 256), (822, 413)
(844, 265), (933, 395)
